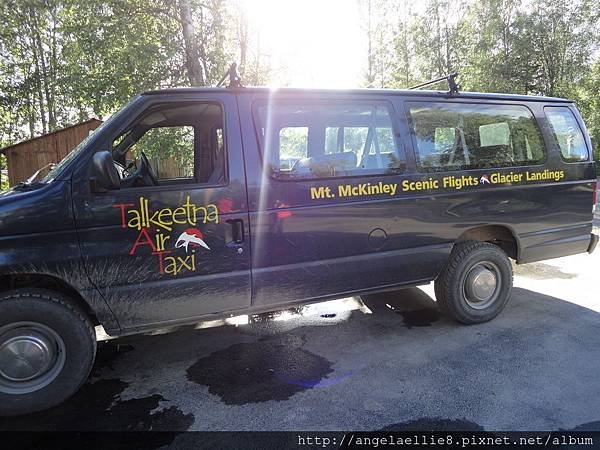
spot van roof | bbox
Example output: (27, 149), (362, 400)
(142, 86), (572, 103)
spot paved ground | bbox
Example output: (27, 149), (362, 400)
(2, 219), (600, 436)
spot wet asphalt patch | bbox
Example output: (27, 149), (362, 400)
(379, 417), (600, 432)
(395, 308), (441, 328)
(0, 378), (193, 432)
(186, 336), (335, 405)
(0, 342), (195, 434)
(91, 342), (135, 375)
(379, 417), (485, 431)
(564, 421), (600, 431)
(362, 290), (441, 328)
(513, 261), (577, 280)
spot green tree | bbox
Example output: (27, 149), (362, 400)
(390, 2), (418, 88)
(459, 0), (535, 93)
(524, 0), (598, 97)
(411, 0), (469, 81)
(60, 0), (184, 119)
(573, 59), (600, 157)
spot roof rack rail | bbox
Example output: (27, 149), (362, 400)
(409, 73), (459, 94)
(217, 62), (244, 89)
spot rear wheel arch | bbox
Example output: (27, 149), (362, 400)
(456, 225), (519, 260)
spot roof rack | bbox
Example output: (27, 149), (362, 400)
(409, 73), (459, 94)
(217, 62), (244, 89)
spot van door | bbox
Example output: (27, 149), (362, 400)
(71, 93), (251, 330)
(238, 94), (451, 309)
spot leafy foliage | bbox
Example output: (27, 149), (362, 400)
(0, 0), (599, 181)
(0, 0), (265, 148)
(362, 0), (599, 169)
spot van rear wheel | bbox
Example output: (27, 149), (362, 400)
(434, 241), (513, 324)
(0, 289), (96, 416)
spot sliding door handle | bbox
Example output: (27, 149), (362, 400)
(226, 219), (244, 244)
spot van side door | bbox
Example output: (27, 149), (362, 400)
(238, 93), (450, 309)
(71, 92), (251, 331)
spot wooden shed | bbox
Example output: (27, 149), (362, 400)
(0, 118), (102, 186)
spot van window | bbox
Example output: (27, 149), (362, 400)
(132, 126), (195, 178)
(111, 102), (226, 186)
(255, 102), (405, 179)
(408, 102), (545, 172)
(545, 107), (588, 162)
(279, 127), (309, 171)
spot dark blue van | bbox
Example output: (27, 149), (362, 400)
(0, 80), (597, 415)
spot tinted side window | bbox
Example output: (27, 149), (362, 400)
(255, 102), (405, 179)
(408, 102), (545, 172)
(545, 107), (589, 162)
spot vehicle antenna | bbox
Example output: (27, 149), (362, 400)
(408, 73), (459, 94)
(217, 62), (244, 89)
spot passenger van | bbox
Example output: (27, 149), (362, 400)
(0, 71), (597, 415)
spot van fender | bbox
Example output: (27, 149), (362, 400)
(455, 224), (520, 261)
(0, 263), (120, 333)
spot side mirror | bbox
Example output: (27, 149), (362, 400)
(90, 151), (120, 192)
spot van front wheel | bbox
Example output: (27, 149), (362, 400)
(434, 241), (513, 324)
(0, 289), (96, 416)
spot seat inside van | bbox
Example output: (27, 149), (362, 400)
(361, 152), (395, 170)
(293, 151), (357, 177)
(472, 144), (514, 166)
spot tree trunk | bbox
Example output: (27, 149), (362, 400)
(178, 0), (205, 86)
(32, 9), (55, 131)
(25, 10), (47, 134)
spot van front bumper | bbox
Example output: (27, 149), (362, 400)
(588, 233), (599, 254)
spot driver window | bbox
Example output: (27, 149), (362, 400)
(127, 126), (195, 179)
(111, 102), (225, 188)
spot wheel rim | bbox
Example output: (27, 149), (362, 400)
(462, 261), (501, 310)
(0, 322), (66, 395)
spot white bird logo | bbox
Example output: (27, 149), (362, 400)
(175, 228), (210, 252)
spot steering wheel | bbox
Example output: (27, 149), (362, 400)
(140, 151), (158, 186)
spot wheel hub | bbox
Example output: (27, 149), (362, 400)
(0, 331), (55, 381)
(464, 263), (499, 308)
(0, 322), (65, 394)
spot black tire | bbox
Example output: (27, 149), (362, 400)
(0, 289), (96, 416)
(434, 241), (513, 324)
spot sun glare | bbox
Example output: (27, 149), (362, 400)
(238, 0), (366, 87)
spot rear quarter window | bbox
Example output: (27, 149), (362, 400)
(544, 106), (589, 162)
(407, 102), (545, 172)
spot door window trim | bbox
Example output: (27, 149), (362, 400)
(106, 99), (230, 191)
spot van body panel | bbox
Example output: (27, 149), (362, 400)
(237, 91), (596, 311)
(0, 180), (73, 236)
(0, 87), (596, 335)
(250, 241), (450, 307)
(0, 181), (119, 330)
